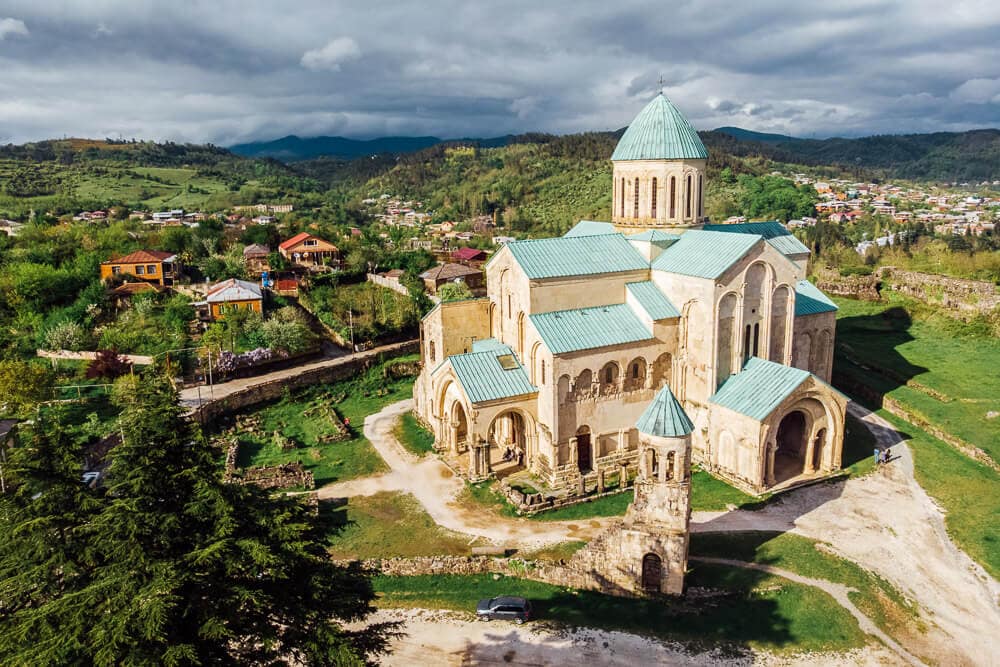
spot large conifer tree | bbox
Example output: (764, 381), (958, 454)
(0, 376), (395, 666)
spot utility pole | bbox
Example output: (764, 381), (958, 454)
(349, 310), (355, 352)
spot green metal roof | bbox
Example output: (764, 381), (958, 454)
(636, 385), (693, 437)
(471, 337), (508, 353)
(448, 344), (537, 404)
(651, 230), (762, 279)
(626, 281), (680, 320)
(702, 221), (810, 257)
(611, 94), (708, 161)
(709, 357), (810, 421)
(564, 220), (616, 237)
(795, 280), (838, 317)
(627, 230), (681, 243)
(506, 233), (648, 280)
(530, 303), (653, 354)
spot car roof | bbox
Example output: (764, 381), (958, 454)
(492, 596), (528, 605)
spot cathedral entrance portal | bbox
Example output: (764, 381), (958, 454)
(575, 426), (592, 473)
(774, 410), (808, 482)
(641, 553), (662, 592)
(488, 410), (527, 476)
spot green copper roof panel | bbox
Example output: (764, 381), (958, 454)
(449, 344), (537, 404)
(611, 94), (709, 161)
(627, 230), (681, 243)
(530, 303), (653, 354)
(506, 233), (648, 279)
(651, 230), (762, 279)
(471, 337), (508, 353)
(636, 385), (694, 437)
(795, 280), (838, 317)
(565, 220), (616, 237)
(626, 281), (680, 320)
(703, 221), (810, 256)
(709, 357), (810, 421)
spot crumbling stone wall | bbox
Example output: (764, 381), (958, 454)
(878, 267), (1000, 315)
(228, 462), (315, 490)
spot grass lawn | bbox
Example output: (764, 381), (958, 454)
(834, 294), (1000, 463)
(374, 569), (868, 654)
(323, 491), (472, 559)
(690, 532), (922, 647)
(393, 411), (435, 456)
(231, 364), (416, 485)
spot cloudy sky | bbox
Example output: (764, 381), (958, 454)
(1, 0), (999, 145)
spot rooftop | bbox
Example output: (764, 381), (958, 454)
(636, 385), (694, 437)
(503, 233), (647, 280)
(448, 343), (537, 404)
(102, 249), (175, 265)
(419, 263), (482, 280)
(651, 230), (762, 279)
(795, 280), (838, 317)
(611, 94), (709, 161)
(206, 278), (263, 303)
(564, 220), (616, 237)
(702, 221), (810, 257)
(530, 303), (653, 354)
(626, 281), (680, 320)
(709, 357), (811, 421)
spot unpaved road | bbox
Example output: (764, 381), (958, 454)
(323, 400), (1000, 666)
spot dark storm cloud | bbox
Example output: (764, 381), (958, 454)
(0, 0), (998, 144)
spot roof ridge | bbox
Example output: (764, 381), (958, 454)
(510, 232), (624, 245)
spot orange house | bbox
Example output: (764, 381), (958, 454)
(100, 250), (179, 286)
(278, 232), (339, 268)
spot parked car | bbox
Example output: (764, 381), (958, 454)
(476, 596), (532, 624)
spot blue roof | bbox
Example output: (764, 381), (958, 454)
(612, 94), (708, 161)
(627, 230), (681, 243)
(702, 221), (810, 257)
(636, 385), (693, 437)
(795, 280), (838, 317)
(505, 233), (648, 280)
(709, 357), (811, 421)
(565, 220), (616, 237)
(448, 344), (537, 404)
(530, 304), (653, 354)
(471, 337), (509, 353)
(626, 281), (680, 320)
(651, 230), (762, 279)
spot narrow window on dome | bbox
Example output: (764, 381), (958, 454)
(651, 177), (657, 218)
(698, 175), (704, 218)
(685, 175), (692, 218)
(669, 177), (676, 218)
(633, 178), (640, 218)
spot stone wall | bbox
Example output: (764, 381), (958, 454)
(231, 462), (315, 490)
(878, 267), (1000, 315)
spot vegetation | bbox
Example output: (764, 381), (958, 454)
(0, 374), (392, 666)
(0, 360), (54, 417)
(436, 281), (473, 302)
(393, 411), (435, 456)
(299, 279), (423, 346)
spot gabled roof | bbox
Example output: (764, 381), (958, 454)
(471, 337), (508, 353)
(709, 357), (811, 421)
(795, 280), (838, 317)
(636, 385), (693, 437)
(279, 232), (337, 251)
(448, 344), (537, 404)
(102, 250), (175, 265)
(452, 247), (487, 260)
(627, 230), (681, 245)
(651, 230), (762, 279)
(419, 263), (481, 280)
(626, 281), (680, 320)
(702, 221), (810, 257)
(505, 233), (648, 280)
(564, 220), (616, 237)
(530, 303), (652, 354)
(206, 278), (262, 303)
(611, 94), (709, 161)
(243, 243), (270, 257)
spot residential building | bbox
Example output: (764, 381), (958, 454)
(100, 250), (180, 286)
(243, 244), (271, 275)
(419, 263), (485, 294)
(278, 232), (340, 268)
(200, 278), (263, 321)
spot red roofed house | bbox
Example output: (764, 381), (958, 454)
(451, 246), (488, 264)
(278, 232), (340, 268)
(100, 250), (180, 286)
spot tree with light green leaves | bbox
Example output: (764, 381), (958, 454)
(437, 281), (473, 302)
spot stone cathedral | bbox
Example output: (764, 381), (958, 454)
(413, 94), (847, 595)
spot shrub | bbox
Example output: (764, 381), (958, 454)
(86, 349), (132, 380)
(261, 319), (313, 354)
(44, 320), (87, 351)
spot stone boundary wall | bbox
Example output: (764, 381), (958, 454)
(188, 340), (419, 422)
(879, 267), (1000, 315)
(38, 349), (155, 365)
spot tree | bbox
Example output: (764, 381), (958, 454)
(262, 318), (314, 354)
(85, 349), (132, 380)
(0, 375), (396, 665)
(437, 281), (473, 302)
(0, 361), (54, 417)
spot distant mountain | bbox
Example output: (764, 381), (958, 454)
(713, 126), (799, 143)
(230, 134), (514, 161)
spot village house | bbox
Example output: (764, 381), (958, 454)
(243, 244), (271, 275)
(451, 246), (488, 264)
(100, 250), (180, 286)
(278, 232), (340, 268)
(198, 278), (263, 321)
(419, 262), (485, 295)
(106, 281), (163, 310)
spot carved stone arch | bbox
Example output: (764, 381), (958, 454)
(793, 331), (813, 371)
(716, 291), (739, 385)
(624, 356), (647, 391)
(529, 341), (542, 384)
(573, 368), (593, 399)
(488, 301), (498, 338)
(651, 352), (673, 388)
(557, 374), (571, 403)
(599, 361), (620, 395)
(517, 311), (526, 357)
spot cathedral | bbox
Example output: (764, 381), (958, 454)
(413, 93), (846, 508)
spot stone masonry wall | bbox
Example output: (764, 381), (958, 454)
(878, 267), (1000, 315)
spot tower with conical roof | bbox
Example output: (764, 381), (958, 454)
(611, 94), (708, 233)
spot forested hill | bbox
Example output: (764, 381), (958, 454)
(230, 134), (513, 160)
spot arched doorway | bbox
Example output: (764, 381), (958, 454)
(576, 425), (592, 473)
(450, 401), (468, 453)
(641, 553), (662, 592)
(774, 411), (808, 482)
(489, 410), (527, 471)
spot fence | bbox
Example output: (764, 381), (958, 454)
(38, 349), (155, 365)
(366, 273), (411, 296)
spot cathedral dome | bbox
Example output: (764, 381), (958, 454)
(611, 94), (708, 161)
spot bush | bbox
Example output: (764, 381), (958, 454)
(839, 266), (874, 277)
(261, 319), (314, 354)
(86, 349), (132, 380)
(43, 320), (87, 351)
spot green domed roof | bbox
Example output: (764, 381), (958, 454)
(636, 385), (694, 438)
(612, 94), (708, 161)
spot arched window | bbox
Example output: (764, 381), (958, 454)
(753, 322), (760, 357)
(669, 177), (676, 218)
(633, 178), (640, 218)
(620, 178), (625, 218)
(631, 363), (639, 379)
(685, 175), (692, 218)
(744, 324), (752, 359)
(429, 341), (436, 363)
(507, 294), (511, 318)
(697, 174), (704, 218)
(651, 177), (658, 218)
(540, 360), (546, 385)
(605, 366), (614, 384)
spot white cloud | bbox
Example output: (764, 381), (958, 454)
(300, 37), (361, 72)
(0, 17), (29, 40)
(950, 78), (1000, 104)
(93, 22), (113, 38)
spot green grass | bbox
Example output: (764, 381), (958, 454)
(690, 532), (922, 646)
(393, 411), (435, 456)
(528, 490), (634, 521)
(690, 467), (761, 510)
(323, 491), (472, 559)
(374, 570), (868, 654)
(231, 370), (415, 485)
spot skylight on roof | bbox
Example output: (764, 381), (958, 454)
(496, 354), (518, 370)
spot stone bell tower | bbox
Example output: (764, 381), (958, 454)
(611, 94), (709, 234)
(621, 384), (694, 595)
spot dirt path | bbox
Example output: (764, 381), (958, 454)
(314, 400), (612, 547)
(364, 608), (906, 667)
